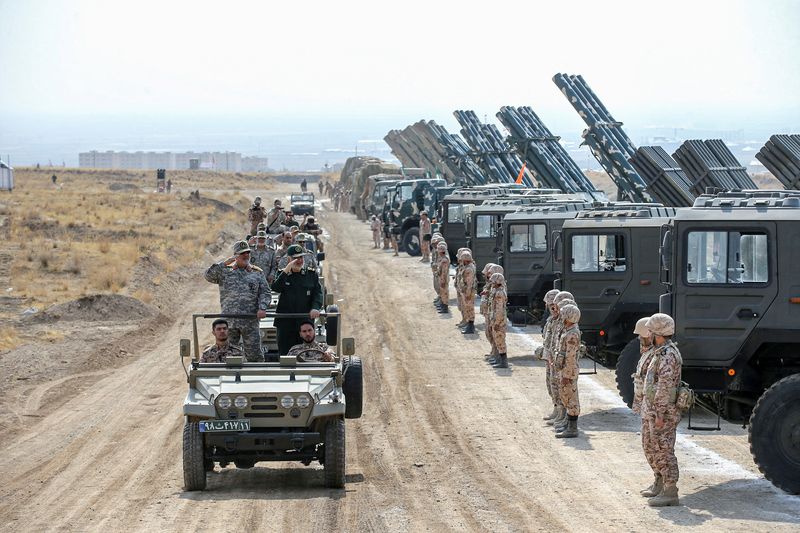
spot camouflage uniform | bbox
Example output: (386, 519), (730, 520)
(248, 204), (268, 234)
(488, 273), (508, 367)
(250, 241), (278, 283)
(419, 214), (432, 261)
(430, 236), (443, 301)
(265, 206), (286, 233)
(205, 247), (271, 362)
(481, 264), (503, 355)
(541, 289), (560, 420)
(370, 217), (382, 248)
(436, 243), (450, 310)
(548, 292), (575, 427)
(287, 340), (335, 362)
(200, 342), (244, 363)
(459, 255), (477, 324)
(454, 250), (465, 321)
(557, 321), (581, 417)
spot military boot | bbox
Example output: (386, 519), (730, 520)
(542, 405), (558, 421)
(486, 351), (499, 364)
(555, 416), (578, 438)
(550, 407), (567, 428)
(456, 320), (466, 328)
(434, 297), (441, 306)
(640, 475), (663, 498)
(437, 304), (449, 314)
(546, 407), (564, 426)
(461, 321), (475, 334)
(554, 416), (569, 433)
(648, 484), (679, 507)
(492, 353), (508, 368)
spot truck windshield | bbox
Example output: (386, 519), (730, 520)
(475, 214), (497, 238)
(686, 230), (768, 284)
(447, 203), (467, 223)
(509, 224), (547, 252)
(571, 234), (627, 272)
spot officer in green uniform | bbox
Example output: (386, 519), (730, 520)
(271, 244), (324, 354)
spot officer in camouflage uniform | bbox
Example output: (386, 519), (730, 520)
(488, 272), (508, 368)
(555, 304), (581, 438)
(200, 319), (245, 363)
(435, 242), (450, 314)
(541, 289), (561, 421)
(205, 240), (271, 362)
(459, 250), (477, 334)
(641, 313), (683, 507)
(248, 197), (268, 234)
(250, 231), (278, 284)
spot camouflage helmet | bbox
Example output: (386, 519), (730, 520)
(482, 262), (497, 276)
(544, 289), (560, 304)
(561, 304), (581, 323)
(256, 231), (267, 239)
(461, 250), (473, 261)
(257, 222), (266, 231)
(558, 299), (576, 309)
(486, 264), (504, 276)
(554, 291), (574, 304)
(437, 242), (447, 252)
(489, 272), (505, 285)
(633, 317), (652, 336)
(232, 240), (251, 255)
(645, 313), (675, 336)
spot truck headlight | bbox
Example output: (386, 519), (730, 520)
(217, 395), (232, 409)
(280, 395), (295, 408)
(296, 395), (311, 409)
(234, 395), (248, 409)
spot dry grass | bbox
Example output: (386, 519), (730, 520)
(0, 327), (22, 351)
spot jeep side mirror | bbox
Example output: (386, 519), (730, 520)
(180, 338), (191, 359)
(317, 252), (325, 262)
(341, 337), (356, 356)
(324, 293), (334, 306)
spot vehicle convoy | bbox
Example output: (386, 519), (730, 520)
(363, 174), (403, 218)
(181, 308), (363, 490)
(557, 203), (676, 364)
(290, 192), (315, 216)
(612, 190), (800, 494)
(381, 178), (447, 256)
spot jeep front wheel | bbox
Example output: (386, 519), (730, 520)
(323, 418), (346, 488)
(183, 422), (207, 491)
(402, 227), (421, 256)
(615, 338), (639, 408)
(748, 373), (800, 494)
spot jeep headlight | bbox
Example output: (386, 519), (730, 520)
(280, 395), (295, 408)
(296, 395), (311, 409)
(217, 395), (232, 409)
(234, 395), (248, 409)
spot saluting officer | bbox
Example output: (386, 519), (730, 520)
(271, 244), (324, 355)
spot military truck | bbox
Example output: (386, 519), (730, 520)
(556, 203), (676, 364)
(382, 178), (447, 256)
(181, 308), (362, 490)
(290, 192), (315, 216)
(362, 174), (403, 219)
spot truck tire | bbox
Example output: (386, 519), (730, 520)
(615, 338), (639, 408)
(748, 373), (800, 494)
(325, 304), (339, 346)
(323, 418), (346, 488)
(183, 422), (207, 491)
(343, 356), (363, 419)
(402, 227), (421, 257)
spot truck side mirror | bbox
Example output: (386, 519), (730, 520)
(341, 337), (356, 356)
(659, 228), (673, 285)
(552, 231), (562, 263)
(180, 338), (191, 359)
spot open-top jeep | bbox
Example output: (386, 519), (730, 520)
(290, 192), (315, 216)
(181, 308), (363, 490)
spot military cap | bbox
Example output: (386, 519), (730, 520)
(561, 304), (581, 323)
(286, 244), (305, 258)
(256, 231), (267, 239)
(486, 264), (504, 276)
(257, 222), (266, 230)
(544, 289), (560, 304)
(232, 240), (251, 255)
(482, 262), (497, 275)
(461, 251), (473, 261)
(437, 242), (447, 251)
(645, 313), (675, 336)
(633, 317), (651, 336)
(554, 291), (574, 304)
(274, 198), (282, 206)
(489, 272), (505, 285)
(254, 196), (262, 204)
(558, 299), (576, 309)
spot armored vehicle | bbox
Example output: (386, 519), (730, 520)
(181, 308), (363, 491)
(557, 203), (676, 364)
(290, 192), (315, 216)
(382, 178), (447, 256)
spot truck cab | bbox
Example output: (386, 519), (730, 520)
(383, 178), (447, 256)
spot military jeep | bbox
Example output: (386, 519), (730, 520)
(290, 192), (315, 216)
(181, 309), (363, 490)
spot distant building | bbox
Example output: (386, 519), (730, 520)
(78, 150), (253, 172)
(242, 156), (270, 172)
(0, 159), (13, 191)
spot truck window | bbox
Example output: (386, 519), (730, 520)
(399, 184), (413, 202)
(686, 231), (768, 284)
(570, 234), (627, 272)
(447, 204), (466, 223)
(476, 214), (496, 238)
(509, 224), (547, 253)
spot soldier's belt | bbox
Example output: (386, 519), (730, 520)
(644, 385), (678, 404)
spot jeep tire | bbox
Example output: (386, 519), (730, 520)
(401, 227), (421, 257)
(343, 356), (363, 419)
(748, 373), (800, 494)
(323, 418), (346, 488)
(615, 338), (639, 408)
(183, 422), (207, 491)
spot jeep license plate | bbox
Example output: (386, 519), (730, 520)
(199, 419), (250, 433)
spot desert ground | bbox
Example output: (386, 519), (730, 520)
(0, 175), (798, 532)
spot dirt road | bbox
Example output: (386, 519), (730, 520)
(1, 190), (798, 532)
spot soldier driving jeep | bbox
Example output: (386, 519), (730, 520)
(287, 319), (335, 362)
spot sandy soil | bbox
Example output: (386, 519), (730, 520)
(0, 184), (798, 532)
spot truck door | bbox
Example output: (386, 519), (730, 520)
(565, 229), (631, 331)
(674, 222), (778, 367)
(473, 212), (502, 277)
(505, 222), (549, 297)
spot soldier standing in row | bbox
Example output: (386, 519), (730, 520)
(419, 211), (432, 263)
(555, 304), (581, 438)
(435, 242), (450, 314)
(200, 319), (245, 363)
(488, 272), (508, 368)
(640, 313), (683, 507)
(370, 215), (381, 248)
(454, 249), (467, 326)
(459, 251), (477, 335)
(250, 231), (278, 284)
(481, 264), (502, 363)
(205, 241), (271, 362)
(430, 234), (443, 307)
(541, 289), (561, 422)
(248, 197), (267, 234)
(547, 291), (574, 428)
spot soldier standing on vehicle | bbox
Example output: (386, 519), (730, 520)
(488, 272), (508, 368)
(555, 304), (581, 438)
(459, 250), (477, 334)
(419, 211), (432, 263)
(200, 319), (245, 363)
(370, 215), (381, 248)
(435, 242), (450, 313)
(271, 244), (324, 355)
(301, 178), (308, 192)
(250, 231), (278, 284)
(640, 313), (683, 507)
(541, 289), (561, 422)
(205, 241), (270, 362)
(266, 199), (286, 233)
(248, 197), (268, 234)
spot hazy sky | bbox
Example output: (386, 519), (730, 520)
(1, 0), (799, 166)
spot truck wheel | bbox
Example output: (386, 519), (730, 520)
(323, 418), (346, 488)
(402, 227), (421, 257)
(615, 338), (639, 408)
(343, 356), (363, 419)
(325, 304), (339, 346)
(748, 373), (800, 494)
(183, 422), (207, 491)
